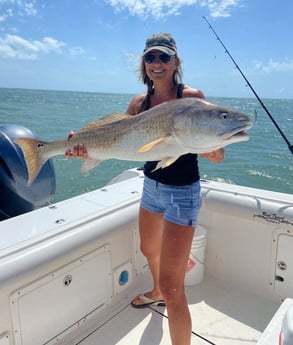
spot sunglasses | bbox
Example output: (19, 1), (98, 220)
(144, 53), (174, 64)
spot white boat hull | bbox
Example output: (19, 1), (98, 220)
(0, 168), (292, 344)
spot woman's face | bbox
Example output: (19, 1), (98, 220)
(144, 50), (178, 83)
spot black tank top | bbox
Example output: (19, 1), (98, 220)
(143, 84), (200, 186)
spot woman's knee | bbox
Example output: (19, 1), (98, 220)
(140, 242), (159, 260)
(139, 208), (163, 259)
(159, 274), (185, 301)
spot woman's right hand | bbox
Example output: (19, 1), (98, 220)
(65, 131), (89, 159)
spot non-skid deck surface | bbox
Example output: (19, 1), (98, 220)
(79, 276), (280, 345)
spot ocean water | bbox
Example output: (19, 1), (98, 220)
(0, 87), (292, 202)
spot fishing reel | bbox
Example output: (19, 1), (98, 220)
(0, 124), (56, 221)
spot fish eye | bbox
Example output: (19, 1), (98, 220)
(220, 112), (229, 119)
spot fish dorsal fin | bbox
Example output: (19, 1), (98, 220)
(81, 113), (130, 131)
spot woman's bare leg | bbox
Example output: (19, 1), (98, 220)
(160, 220), (195, 345)
(132, 206), (164, 305)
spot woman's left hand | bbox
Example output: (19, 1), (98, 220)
(200, 148), (224, 163)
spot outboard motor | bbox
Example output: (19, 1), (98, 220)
(0, 125), (56, 221)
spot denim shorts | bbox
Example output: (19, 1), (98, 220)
(140, 176), (202, 227)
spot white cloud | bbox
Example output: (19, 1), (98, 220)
(0, 14), (9, 23)
(200, 0), (241, 18)
(69, 46), (85, 57)
(22, 1), (37, 16)
(0, 0), (37, 22)
(0, 34), (65, 60)
(254, 59), (293, 73)
(105, 0), (241, 19)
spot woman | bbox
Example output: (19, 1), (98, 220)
(127, 33), (224, 345)
(66, 32), (224, 345)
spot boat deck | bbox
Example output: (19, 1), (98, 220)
(78, 276), (279, 345)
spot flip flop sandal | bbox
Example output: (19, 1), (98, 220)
(131, 294), (165, 309)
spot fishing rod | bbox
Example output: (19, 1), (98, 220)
(203, 16), (293, 155)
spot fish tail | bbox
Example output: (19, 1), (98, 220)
(15, 137), (49, 186)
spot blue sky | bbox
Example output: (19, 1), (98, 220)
(0, 0), (292, 99)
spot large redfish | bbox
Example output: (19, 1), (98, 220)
(15, 98), (252, 185)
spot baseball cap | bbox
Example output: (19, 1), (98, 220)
(143, 33), (177, 56)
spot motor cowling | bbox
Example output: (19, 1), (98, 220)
(0, 125), (56, 221)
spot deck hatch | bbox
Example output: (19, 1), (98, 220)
(10, 246), (112, 345)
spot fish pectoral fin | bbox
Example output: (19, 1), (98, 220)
(138, 137), (171, 153)
(153, 157), (180, 171)
(81, 158), (101, 173)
